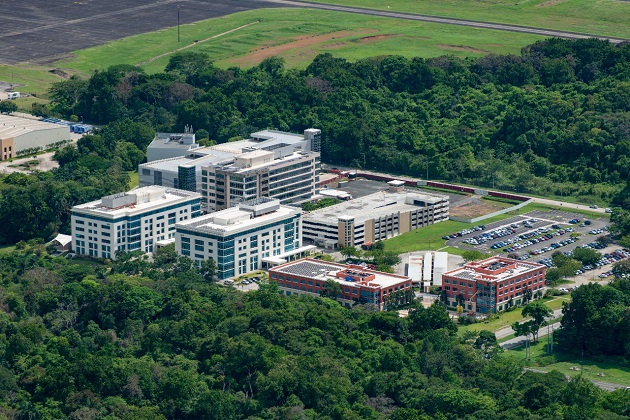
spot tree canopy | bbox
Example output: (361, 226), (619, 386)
(1, 246), (627, 418)
(43, 38), (630, 206)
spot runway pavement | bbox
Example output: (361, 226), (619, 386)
(267, 0), (629, 44)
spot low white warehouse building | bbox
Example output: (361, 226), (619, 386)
(0, 115), (70, 160)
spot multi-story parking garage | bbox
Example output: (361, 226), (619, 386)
(302, 181), (449, 249)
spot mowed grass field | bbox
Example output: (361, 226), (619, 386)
(58, 8), (545, 73)
(307, 0), (630, 39)
(457, 296), (569, 334)
(8, 8), (543, 96)
(504, 340), (630, 386)
(0, 65), (69, 96)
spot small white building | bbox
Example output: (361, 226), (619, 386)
(71, 186), (202, 259)
(175, 197), (302, 279)
(408, 251), (449, 292)
(319, 188), (352, 200)
(50, 233), (73, 252)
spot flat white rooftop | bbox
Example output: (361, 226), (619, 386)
(303, 189), (448, 225)
(149, 132), (197, 149)
(0, 114), (69, 139)
(176, 200), (300, 236)
(72, 186), (200, 218)
(251, 129), (306, 143)
(273, 258), (410, 289)
(210, 150), (316, 173)
(140, 139), (315, 172)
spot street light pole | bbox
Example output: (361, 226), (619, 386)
(177, 5), (181, 43)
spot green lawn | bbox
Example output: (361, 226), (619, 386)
(0, 65), (67, 97)
(127, 171), (139, 189)
(13, 95), (50, 113)
(504, 340), (630, 386)
(383, 220), (471, 254)
(458, 297), (568, 334)
(55, 8), (544, 77)
(459, 307), (534, 334)
(307, 0), (630, 39)
(543, 296), (571, 311)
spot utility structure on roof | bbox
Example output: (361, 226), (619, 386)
(146, 126), (199, 161)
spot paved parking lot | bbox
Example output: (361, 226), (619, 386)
(337, 178), (468, 205)
(445, 210), (614, 269)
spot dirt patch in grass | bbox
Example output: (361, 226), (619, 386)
(322, 41), (347, 49)
(228, 30), (367, 67)
(450, 195), (508, 218)
(358, 34), (398, 43)
(438, 44), (488, 54)
(536, 0), (569, 7)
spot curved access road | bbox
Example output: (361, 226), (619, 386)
(264, 0), (630, 44)
(529, 197), (607, 214)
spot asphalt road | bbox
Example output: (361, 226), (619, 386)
(500, 319), (562, 349)
(530, 197), (607, 214)
(267, 0), (629, 44)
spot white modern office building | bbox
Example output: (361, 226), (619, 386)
(71, 186), (202, 259)
(202, 149), (318, 212)
(302, 181), (449, 248)
(175, 198), (306, 279)
(138, 129), (321, 198)
(147, 129), (199, 162)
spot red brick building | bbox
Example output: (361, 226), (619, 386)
(441, 256), (546, 314)
(269, 258), (413, 310)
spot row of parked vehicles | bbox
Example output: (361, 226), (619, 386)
(443, 224), (486, 240)
(537, 248), (630, 276)
(493, 223), (574, 253)
(527, 237), (578, 256)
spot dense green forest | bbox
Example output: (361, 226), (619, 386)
(1, 242), (629, 419)
(45, 37), (630, 205)
(557, 279), (630, 359)
(2, 37), (630, 246)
